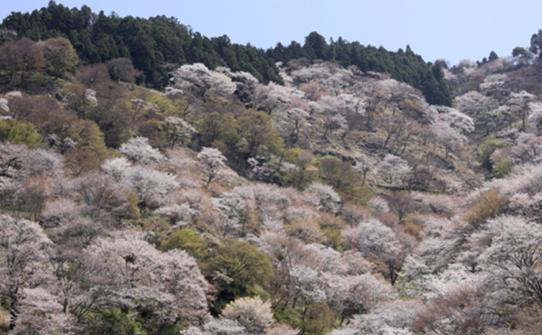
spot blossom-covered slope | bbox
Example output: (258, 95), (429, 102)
(1, 33), (542, 335)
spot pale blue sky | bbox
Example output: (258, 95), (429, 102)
(1, 0), (541, 65)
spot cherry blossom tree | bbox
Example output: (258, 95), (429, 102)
(183, 318), (248, 335)
(218, 67), (260, 103)
(213, 184), (292, 235)
(0, 144), (64, 181)
(72, 172), (137, 220)
(507, 132), (542, 165)
(289, 264), (327, 303)
(331, 301), (420, 335)
(324, 273), (394, 322)
(198, 147), (227, 186)
(119, 137), (164, 165)
(412, 284), (497, 335)
(274, 107), (311, 145)
(305, 182), (341, 214)
(454, 91), (495, 114)
(432, 105), (475, 134)
(12, 287), (74, 335)
(252, 82), (306, 115)
(414, 235), (460, 273)
(125, 166), (179, 208)
(343, 220), (404, 284)
(101, 156), (131, 181)
(477, 216), (542, 305)
(164, 116), (197, 147)
(316, 95), (358, 140)
(212, 186), (257, 236)
(40, 198), (81, 228)
(170, 63), (236, 97)
(430, 120), (466, 159)
(155, 203), (196, 226)
(0, 215), (54, 330)
(377, 155), (412, 189)
(82, 232), (209, 324)
(222, 297), (274, 334)
(480, 74), (507, 96)
(289, 62), (356, 87)
(453, 91), (500, 138)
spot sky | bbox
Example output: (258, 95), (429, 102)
(1, 0), (542, 65)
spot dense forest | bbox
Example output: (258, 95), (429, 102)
(2, 2), (542, 335)
(1, 1), (451, 105)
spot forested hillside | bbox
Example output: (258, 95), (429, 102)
(1, 1), (451, 104)
(1, 2), (542, 335)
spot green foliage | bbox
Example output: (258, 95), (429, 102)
(198, 111), (239, 153)
(42, 37), (79, 78)
(9, 95), (110, 169)
(281, 148), (316, 189)
(63, 120), (111, 175)
(492, 159), (512, 178)
(346, 183), (374, 206)
(124, 190), (141, 220)
(0, 119), (42, 147)
(394, 274), (419, 299)
(488, 51), (499, 62)
(316, 156), (373, 204)
(159, 230), (274, 313)
(197, 109), (284, 171)
(159, 228), (208, 260)
(465, 189), (508, 226)
(304, 31), (331, 59)
(106, 57), (136, 82)
(275, 303), (336, 335)
(478, 138), (502, 172)
(139, 318), (180, 335)
(513, 47), (528, 58)
(237, 110), (284, 157)
(0, 307), (8, 331)
(319, 216), (346, 250)
(204, 239), (274, 311)
(0, 38), (54, 92)
(135, 215), (171, 245)
(81, 308), (147, 335)
(145, 93), (188, 116)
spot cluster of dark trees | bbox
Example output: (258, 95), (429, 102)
(1, 1), (451, 105)
(1, 1), (282, 88)
(268, 32), (452, 105)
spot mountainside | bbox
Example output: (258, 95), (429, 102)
(1, 1), (451, 105)
(1, 4), (542, 335)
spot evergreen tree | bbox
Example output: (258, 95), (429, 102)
(1, 1), (452, 105)
(489, 51), (499, 62)
(304, 31), (330, 60)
